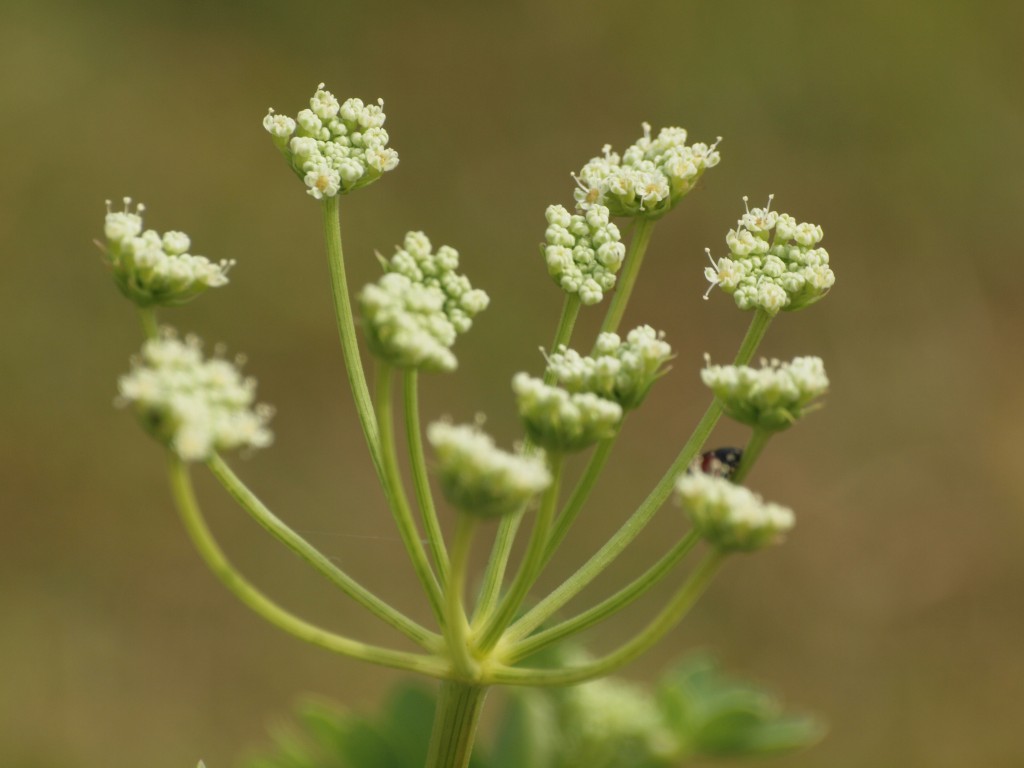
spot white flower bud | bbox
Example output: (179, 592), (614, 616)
(541, 203), (625, 304)
(512, 373), (622, 453)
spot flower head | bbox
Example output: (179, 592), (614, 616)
(701, 355), (829, 432)
(542, 204), (626, 304)
(545, 325), (673, 410)
(118, 331), (273, 461)
(512, 373), (622, 453)
(704, 196), (834, 314)
(676, 473), (794, 552)
(359, 232), (489, 372)
(263, 84), (399, 199)
(427, 421), (551, 518)
(573, 124), (721, 219)
(102, 198), (234, 307)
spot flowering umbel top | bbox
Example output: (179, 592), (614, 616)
(263, 83), (399, 199)
(573, 124), (721, 220)
(542, 204), (626, 305)
(427, 422), (551, 518)
(704, 196), (835, 315)
(512, 373), (622, 453)
(118, 332), (273, 461)
(102, 199), (234, 307)
(701, 355), (829, 432)
(359, 232), (489, 372)
(676, 473), (794, 552)
(545, 325), (673, 410)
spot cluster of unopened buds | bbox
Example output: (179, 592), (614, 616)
(100, 82), (835, 768)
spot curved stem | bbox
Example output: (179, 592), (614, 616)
(476, 455), (564, 652)
(167, 456), (447, 677)
(731, 427), (772, 485)
(504, 530), (700, 662)
(375, 363), (446, 626)
(445, 515), (478, 679)
(541, 436), (617, 568)
(404, 369), (450, 586)
(474, 296), (580, 624)
(139, 306), (158, 340)
(322, 196), (384, 477)
(507, 310), (772, 639)
(206, 453), (441, 650)
(599, 217), (656, 336)
(489, 550), (725, 687)
(424, 681), (488, 768)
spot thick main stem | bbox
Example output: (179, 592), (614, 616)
(322, 197), (384, 478)
(424, 681), (489, 768)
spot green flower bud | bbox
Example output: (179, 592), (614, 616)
(701, 356), (828, 432)
(117, 331), (273, 462)
(102, 199), (234, 308)
(263, 84), (398, 199)
(676, 473), (794, 552)
(426, 422), (551, 518)
(545, 325), (673, 410)
(512, 373), (622, 453)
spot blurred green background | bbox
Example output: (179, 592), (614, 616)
(2, 0), (1022, 765)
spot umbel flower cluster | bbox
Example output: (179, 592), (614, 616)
(359, 231), (490, 372)
(704, 196), (834, 314)
(701, 355), (829, 432)
(101, 82), (837, 768)
(117, 334), (273, 461)
(545, 325), (673, 411)
(573, 123), (721, 219)
(263, 83), (399, 199)
(427, 422), (551, 518)
(542, 204), (626, 305)
(103, 198), (234, 307)
(676, 473), (795, 552)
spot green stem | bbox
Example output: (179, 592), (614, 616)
(504, 530), (700, 662)
(476, 455), (564, 652)
(474, 296), (580, 624)
(731, 428), (772, 485)
(206, 453), (441, 651)
(322, 196), (384, 477)
(375, 363), (446, 626)
(166, 456), (446, 676)
(541, 436), (617, 568)
(404, 369), (450, 587)
(424, 681), (489, 768)
(139, 306), (158, 340)
(489, 551), (725, 686)
(445, 515), (479, 679)
(506, 310), (772, 639)
(599, 217), (656, 336)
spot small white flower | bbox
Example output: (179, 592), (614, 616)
(542, 204), (625, 304)
(512, 373), (622, 453)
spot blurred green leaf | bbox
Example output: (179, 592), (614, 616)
(490, 688), (560, 768)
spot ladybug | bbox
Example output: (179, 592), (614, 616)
(689, 447), (743, 480)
